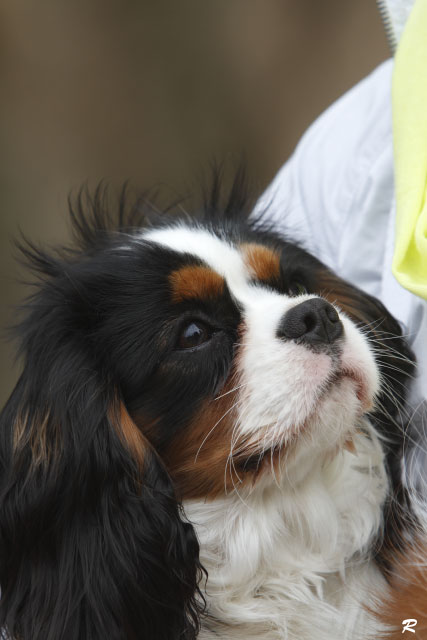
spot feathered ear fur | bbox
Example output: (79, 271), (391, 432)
(0, 244), (203, 640)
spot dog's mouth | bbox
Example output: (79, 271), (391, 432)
(330, 366), (373, 412)
(236, 444), (284, 473)
(234, 360), (374, 475)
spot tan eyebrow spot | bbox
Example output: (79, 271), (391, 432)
(241, 243), (281, 282)
(169, 265), (224, 303)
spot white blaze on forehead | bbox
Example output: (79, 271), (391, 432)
(143, 224), (380, 460)
(143, 226), (296, 314)
(143, 225), (250, 299)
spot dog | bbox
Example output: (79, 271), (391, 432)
(0, 177), (426, 639)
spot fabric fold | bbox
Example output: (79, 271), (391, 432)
(392, 0), (427, 299)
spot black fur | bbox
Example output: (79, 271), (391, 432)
(0, 190), (206, 639)
(0, 176), (417, 637)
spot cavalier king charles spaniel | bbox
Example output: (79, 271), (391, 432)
(0, 176), (426, 640)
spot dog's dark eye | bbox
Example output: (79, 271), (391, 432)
(289, 281), (308, 296)
(177, 321), (212, 350)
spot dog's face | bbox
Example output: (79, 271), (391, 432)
(0, 187), (415, 640)
(120, 224), (379, 499)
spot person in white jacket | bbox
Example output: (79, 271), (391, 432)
(257, 60), (426, 400)
(256, 0), (427, 508)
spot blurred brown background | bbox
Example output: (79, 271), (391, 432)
(0, 0), (389, 406)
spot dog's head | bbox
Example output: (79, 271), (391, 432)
(0, 183), (415, 639)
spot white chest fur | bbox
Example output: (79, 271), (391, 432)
(185, 424), (390, 640)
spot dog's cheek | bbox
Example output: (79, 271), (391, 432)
(162, 384), (241, 500)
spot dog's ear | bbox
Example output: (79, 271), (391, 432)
(0, 248), (203, 640)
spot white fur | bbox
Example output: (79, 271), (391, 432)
(144, 226), (250, 299)
(186, 427), (388, 639)
(145, 225), (390, 639)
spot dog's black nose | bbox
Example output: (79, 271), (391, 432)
(277, 298), (343, 345)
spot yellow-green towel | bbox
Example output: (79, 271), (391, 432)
(392, 0), (427, 299)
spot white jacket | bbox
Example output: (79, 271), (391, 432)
(257, 60), (427, 402)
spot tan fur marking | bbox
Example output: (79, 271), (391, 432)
(111, 403), (147, 470)
(169, 266), (224, 303)
(164, 387), (287, 500)
(30, 414), (50, 467)
(12, 412), (29, 452)
(162, 377), (241, 499)
(13, 410), (61, 468)
(241, 243), (280, 282)
(342, 437), (356, 454)
(163, 341), (288, 500)
(376, 541), (427, 638)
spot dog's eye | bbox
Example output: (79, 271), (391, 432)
(289, 281), (308, 296)
(177, 321), (212, 350)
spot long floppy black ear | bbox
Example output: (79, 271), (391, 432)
(0, 250), (203, 640)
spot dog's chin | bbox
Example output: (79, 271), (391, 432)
(303, 370), (376, 450)
(241, 364), (378, 486)
(323, 367), (374, 415)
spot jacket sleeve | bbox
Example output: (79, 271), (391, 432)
(255, 60), (394, 295)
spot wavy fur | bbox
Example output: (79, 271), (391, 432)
(0, 175), (423, 639)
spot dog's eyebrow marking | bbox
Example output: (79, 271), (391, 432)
(169, 265), (224, 303)
(241, 243), (280, 282)
(143, 226), (265, 305)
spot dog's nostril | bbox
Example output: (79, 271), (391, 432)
(325, 305), (340, 324)
(304, 311), (317, 333)
(277, 298), (343, 345)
